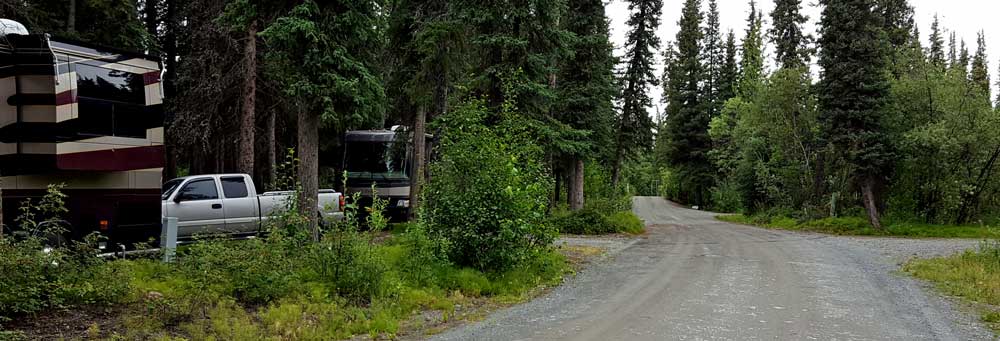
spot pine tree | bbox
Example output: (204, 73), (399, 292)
(957, 39), (970, 77)
(948, 32), (958, 68)
(386, 0), (466, 219)
(663, 0), (714, 206)
(612, 0), (662, 186)
(877, 0), (915, 75)
(876, 0), (914, 49)
(718, 30), (739, 104)
(739, 1), (765, 97)
(928, 15), (945, 67)
(261, 0), (386, 238)
(460, 0), (568, 119)
(970, 31), (990, 97)
(817, 0), (893, 229)
(702, 0), (725, 118)
(769, 0), (810, 69)
(557, 0), (618, 209)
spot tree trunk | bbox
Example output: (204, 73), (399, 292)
(567, 159), (577, 209)
(861, 176), (883, 230)
(144, 0), (157, 38)
(611, 153), (622, 188)
(553, 168), (562, 208)
(161, 0), (177, 180)
(298, 109), (320, 242)
(67, 0), (76, 33)
(570, 158), (585, 211)
(409, 105), (427, 221)
(0, 174), (4, 240)
(266, 108), (277, 190)
(237, 20), (257, 176)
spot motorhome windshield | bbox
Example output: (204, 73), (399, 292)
(344, 140), (409, 182)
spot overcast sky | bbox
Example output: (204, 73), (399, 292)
(606, 0), (1000, 118)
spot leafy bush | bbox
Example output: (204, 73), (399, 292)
(550, 208), (645, 235)
(550, 207), (614, 235)
(0, 186), (130, 320)
(423, 99), (556, 271)
(608, 211), (645, 234)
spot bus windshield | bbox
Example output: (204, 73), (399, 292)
(344, 140), (410, 182)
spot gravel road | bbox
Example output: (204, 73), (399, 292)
(431, 196), (994, 340)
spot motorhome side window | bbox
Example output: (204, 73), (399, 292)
(75, 63), (145, 104)
(178, 179), (218, 201)
(221, 177), (249, 198)
(74, 63), (149, 139)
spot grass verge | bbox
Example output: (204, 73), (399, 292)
(717, 214), (1000, 239)
(903, 240), (1000, 333)
(3, 233), (574, 340)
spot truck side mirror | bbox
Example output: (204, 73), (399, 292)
(173, 195), (183, 203)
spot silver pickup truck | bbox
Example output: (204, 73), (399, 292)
(161, 174), (343, 239)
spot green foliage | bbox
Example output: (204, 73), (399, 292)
(720, 214), (1000, 238)
(422, 99), (556, 272)
(260, 0), (385, 132)
(555, 0), (618, 161)
(905, 240), (1000, 332)
(616, 0), (662, 164)
(458, 0), (568, 119)
(0, 187), (130, 319)
(661, 0), (716, 207)
(769, 0), (811, 69)
(1, 0), (152, 50)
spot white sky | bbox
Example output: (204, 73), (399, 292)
(606, 0), (1000, 118)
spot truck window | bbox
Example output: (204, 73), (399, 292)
(178, 179), (218, 201)
(221, 177), (249, 198)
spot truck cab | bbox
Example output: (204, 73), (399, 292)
(162, 174), (343, 240)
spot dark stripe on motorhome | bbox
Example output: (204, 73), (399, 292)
(7, 93), (57, 106)
(0, 64), (56, 78)
(143, 71), (160, 85)
(57, 145), (165, 171)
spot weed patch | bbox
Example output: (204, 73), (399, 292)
(718, 214), (1000, 239)
(904, 240), (1000, 333)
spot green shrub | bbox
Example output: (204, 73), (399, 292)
(608, 211), (645, 234)
(550, 207), (614, 235)
(423, 99), (555, 271)
(0, 185), (130, 319)
(550, 208), (645, 235)
(710, 178), (743, 213)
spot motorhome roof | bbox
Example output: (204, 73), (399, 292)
(344, 130), (398, 142)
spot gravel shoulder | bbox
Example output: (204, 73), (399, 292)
(430, 197), (994, 341)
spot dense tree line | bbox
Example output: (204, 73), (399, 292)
(1, 0), (634, 229)
(661, 0), (999, 226)
(3, 0), (997, 229)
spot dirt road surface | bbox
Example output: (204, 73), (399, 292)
(430, 197), (993, 340)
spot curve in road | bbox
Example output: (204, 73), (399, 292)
(431, 197), (992, 340)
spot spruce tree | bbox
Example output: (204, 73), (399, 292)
(718, 30), (739, 104)
(817, 0), (893, 229)
(459, 0), (568, 119)
(702, 0), (724, 118)
(958, 40), (970, 77)
(612, 0), (662, 186)
(739, 1), (765, 97)
(557, 0), (618, 209)
(663, 0), (714, 206)
(948, 32), (958, 68)
(970, 31), (990, 96)
(769, 0), (810, 69)
(262, 0), (386, 239)
(928, 15), (945, 67)
(876, 0), (914, 49)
